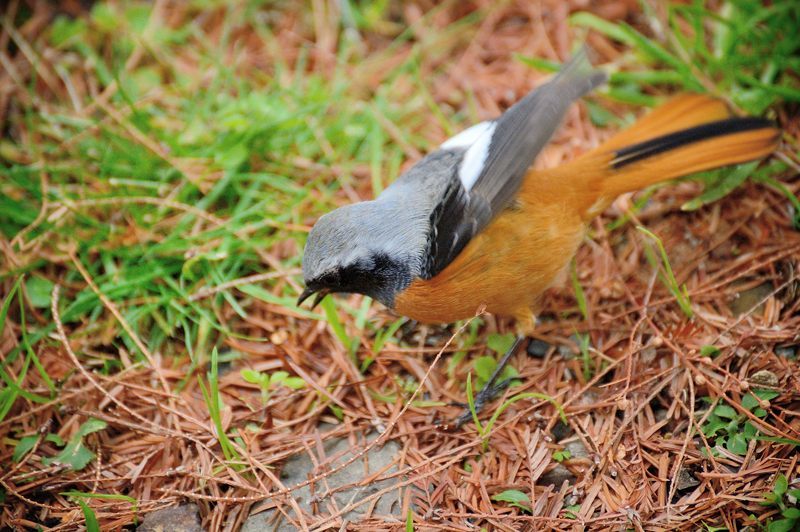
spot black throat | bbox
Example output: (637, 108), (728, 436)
(310, 252), (412, 309)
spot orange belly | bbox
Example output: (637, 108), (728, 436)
(394, 188), (586, 326)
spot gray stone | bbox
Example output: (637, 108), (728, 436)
(243, 429), (403, 531)
(564, 439), (589, 460)
(729, 283), (774, 317)
(138, 504), (202, 532)
(576, 389), (601, 407)
(539, 464), (575, 486)
(675, 468), (700, 491)
(551, 422), (572, 442)
(776, 345), (797, 359)
(749, 369), (779, 388)
(538, 439), (587, 487)
(527, 339), (551, 358)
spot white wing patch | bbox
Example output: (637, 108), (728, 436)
(440, 121), (496, 191)
(441, 121), (494, 149)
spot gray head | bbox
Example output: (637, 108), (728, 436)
(298, 200), (422, 309)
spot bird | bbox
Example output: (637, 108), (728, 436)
(297, 50), (779, 425)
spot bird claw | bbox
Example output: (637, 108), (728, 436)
(443, 337), (528, 431)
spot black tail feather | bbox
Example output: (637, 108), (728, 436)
(611, 117), (776, 169)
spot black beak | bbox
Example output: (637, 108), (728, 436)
(297, 287), (315, 306)
(297, 287), (329, 310)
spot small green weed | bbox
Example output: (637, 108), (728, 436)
(638, 226), (694, 319)
(760, 474), (800, 532)
(61, 491), (138, 524)
(75, 499), (100, 532)
(471, 333), (521, 390)
(241, 369), (306, 404)
(700, 345), (721, 358)
(491, 489), (532, 513)
(553, 448), (572, 463)
(466, 373), (567, 451)
(32, 418), (108, 471)
(360, 316), (406, 372)
(369, 375), (446, 408)
(198, 347), (241, 464)
(700, 389), (780, 456)
(570, 260), (589, 321)
(577, 333), (593, 382)
(563, 504), (582, 519)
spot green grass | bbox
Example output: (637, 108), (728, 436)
(570, 2), (799, 217)
(637, 226), (694, 318)
(465, 372), (567, 452)
(198, 347), (242, 465)
(1, 2), (460, 387)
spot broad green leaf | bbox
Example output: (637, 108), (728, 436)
(767, 519), (796, 532)
(726, 433), (748, 455)
(46, 433), (65, 446)
(775, 474), (788, 497)
(492, 489), (531, 512)
(283, 377), (306, 390)
(90, 3), (118, 32)
(241, 369), (263, 384)
(13, 435), (38, 462)
(487, 333), (517, 355)
(702, 415), (726, 438)
(782, 508), (800, 519)
(742, 393), (759, 411)
(50, 16), (87, 47)
(25, 277), (54, 308)
(473, 356), (497, 383)
(75, 418), (108, 439)
(754, 389), (780, 401)
(714, 404), (738, 419)
(43, 418), (107, 471)
(270, 371), (289, 386)
(44, 441), (95, 471)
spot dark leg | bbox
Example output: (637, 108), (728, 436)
(448, 336), (528, 430)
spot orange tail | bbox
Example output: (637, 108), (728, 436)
(533, 94), (780, 218)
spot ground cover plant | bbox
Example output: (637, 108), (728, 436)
(1, 0), (799, 529)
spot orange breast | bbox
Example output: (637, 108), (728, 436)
(394, 173), (589, 325)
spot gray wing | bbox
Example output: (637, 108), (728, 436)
(418, 50), (606, 278)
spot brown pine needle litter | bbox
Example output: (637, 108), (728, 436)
(1, 0), (799, 530)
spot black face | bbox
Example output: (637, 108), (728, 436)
(298, 252), (412, 309)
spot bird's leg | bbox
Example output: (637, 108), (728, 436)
(449, 335), (529, 429)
